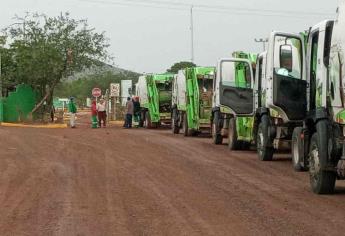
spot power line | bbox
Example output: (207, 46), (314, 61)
(191, 8), (323, 20)
(122, 0), (332, 17)
(79, 0), (334, 18)
(80, 0), (187, 11)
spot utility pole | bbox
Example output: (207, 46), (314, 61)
(255, 38), (269, 51)
(190, 5), (194, 63)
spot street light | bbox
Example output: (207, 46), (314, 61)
(255, 38), (269, 51)
(190, 5), (194, 63)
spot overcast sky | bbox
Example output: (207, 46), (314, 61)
(0, 0), (340, 73)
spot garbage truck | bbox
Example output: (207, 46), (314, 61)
(136, 73), (174, 128)
(212, 31), (307, 159)
(211, 51), (257, 149)
(171, 67), (215, 136)
(289, 2), (345, 194)
(252, 31), (307, 163)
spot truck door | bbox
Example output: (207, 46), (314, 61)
(219, 58), (255, 115)
(268, 32), (307, 121)
(306, 20), (334, 111)
(255, 53), (267, 108)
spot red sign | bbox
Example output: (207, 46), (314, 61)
(92, 88), (102, 98)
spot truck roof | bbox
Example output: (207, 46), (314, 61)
(232, 51), (257, 63)
(150, 73), (174, 82)
(187, 67), (215, 76)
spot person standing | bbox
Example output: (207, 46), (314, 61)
(50, 105), (55, 123)
(125, 97), (134, 128)
(133, 96), (141, 127)
(97, 99), (107, 128)
(91, 99), (98, 128)
(68, 97), (77, 128)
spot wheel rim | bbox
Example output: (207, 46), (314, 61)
(292, 137), (299, 165)
(183, 115), (187, 133)
(228, 125), (233, 146)
(145, 114), (149, 127)
(257, 129), (264, 156)
(309, 144), (321, 183)
(212, 122), (217, 139)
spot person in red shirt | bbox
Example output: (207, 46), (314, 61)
(91, 99), (98, 128)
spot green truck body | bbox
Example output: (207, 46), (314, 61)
(172, 67), (215, 135)
(136, 73), (174, 127)
(231, 52), (257, 142)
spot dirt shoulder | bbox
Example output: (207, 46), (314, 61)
(1, 115), (345, 235)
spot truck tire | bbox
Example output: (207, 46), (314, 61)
(212, 112), (223, 145)
(256, 115), (273, 161)
(145, 111), (153, 129)
(172, 109), (179, 134)
(182, 113), (193, 136)
(241, 142), (251, 150)
(309, 127), (336, 194)
(292, 127), (307, 172)
(139, 111), (145, 127)
(228, 117), (241, 150)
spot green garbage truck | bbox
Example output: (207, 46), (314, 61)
(171, 67), (215, 136)
(136, 73), (174, 128)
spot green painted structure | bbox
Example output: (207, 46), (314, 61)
(185, 67), (215, 131)
(231, 52), (257, 142)
(146, 73), (174, 123)
(0, 84), (38, 122)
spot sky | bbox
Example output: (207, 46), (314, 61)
(0, 0), (340, 73)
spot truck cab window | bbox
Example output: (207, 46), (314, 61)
(310, 31), (319, 110)
(274, 36), (303, 80)
(324, 22), (334, 67)
(220, 61), (236, 87)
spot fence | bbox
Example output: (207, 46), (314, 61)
(0, 84), (38, 122)
(107, 96), (127, 121)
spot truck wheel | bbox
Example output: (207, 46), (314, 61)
(292, 127), (307, 172)
(182, 113), (193, 136)
(212, 112), (223, 145)
(256, 115), (273, 161)
(145, 112), (153, 129)
(241, 142), (251, 150)
(172, 109), (179, 134)
(309, 131), (336, 194)
(228, 117), (241, 150)
(139, 111), (145, 127)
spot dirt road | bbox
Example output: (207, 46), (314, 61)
(1, 115), (345, 236)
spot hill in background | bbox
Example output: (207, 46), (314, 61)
(55, 63), (140, 105)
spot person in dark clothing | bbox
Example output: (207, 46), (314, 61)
(133, 96), (141, 127)
(124, 97), (134, 128)
(50, 105), (55, 122)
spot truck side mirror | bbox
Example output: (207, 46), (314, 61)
(280, 45), (293, 72)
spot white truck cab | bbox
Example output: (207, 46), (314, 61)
(254, 31), (307, 161)
(288, 11), (345, 194)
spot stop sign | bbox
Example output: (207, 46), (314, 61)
(92, 88), (102, 98)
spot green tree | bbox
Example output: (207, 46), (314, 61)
(2, 12), (110, 116)
(55, 69), (139, 105)
(167, 61), (196, 74)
